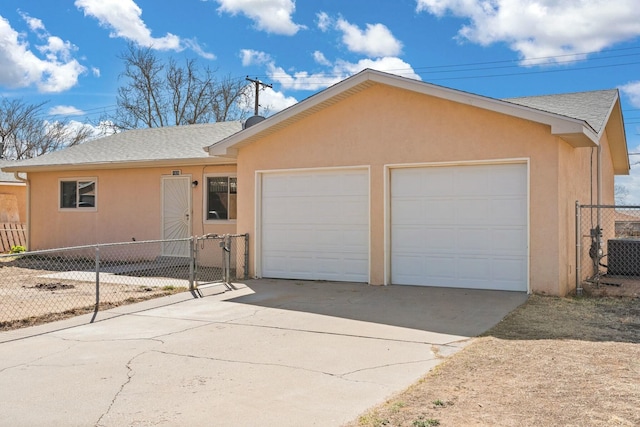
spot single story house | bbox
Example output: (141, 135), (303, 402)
(3, 69), (630, 295)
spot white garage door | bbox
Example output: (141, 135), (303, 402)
(391, 163), (528, 291)
(261, 169), (369, 282)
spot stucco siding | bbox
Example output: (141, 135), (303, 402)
(236, 84), (567, 293)
(28, 164), (237, 250)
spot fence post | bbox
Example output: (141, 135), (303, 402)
(92, 246), (100, 322)
(224, 234), (231, 285)
(575, 201), (582, 296)
(244, 234), (249, 279)
(189, 237), (196, 291)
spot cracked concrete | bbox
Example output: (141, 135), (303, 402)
(0, 279), (527, 427)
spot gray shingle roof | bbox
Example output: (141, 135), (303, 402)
(504, 89), (618, 134)
(3, 121), (242, 171)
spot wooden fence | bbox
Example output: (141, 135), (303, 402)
(0, 223), (26, 253)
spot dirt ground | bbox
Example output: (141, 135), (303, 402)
(0, 265), (185, 330)
(347, 288), (640, 427)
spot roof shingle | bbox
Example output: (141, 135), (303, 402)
(504, 89), (618, 134)
(3, 121), (242, 171)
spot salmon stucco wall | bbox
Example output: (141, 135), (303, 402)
(27, 164), (237, 250)
(234, 84), (580, 294)
(557, 127), (616, 295)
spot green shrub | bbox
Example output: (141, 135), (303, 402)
(10, 245), (26, 254)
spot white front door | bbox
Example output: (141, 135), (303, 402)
(162, 176), (192, 257)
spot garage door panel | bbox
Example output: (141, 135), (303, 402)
(489, 165), (528, 195)
(491, 228), (527, 254)
(394, 255), (458, 285)
(457, 228), (491, 251)
(393, 198), (458, 225)
(456, 198), (490, 224)
(391, 164), (527, 291)
(455, 169), (489, 195)
(261, 170), (369, 282)
(492, 257), (527, 281)
(490, 197), (527, 224)
(393, 226), (455, 252)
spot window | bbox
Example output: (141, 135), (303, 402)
(206, 176), (236, 220)
(60, 179), (96, 209)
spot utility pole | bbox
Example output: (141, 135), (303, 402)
(246, 77), (272, 116)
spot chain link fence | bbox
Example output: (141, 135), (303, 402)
(0, 234), (248, 330)
(576, 203), (640, 294)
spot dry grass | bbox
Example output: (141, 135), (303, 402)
(347, 294), (640, 427)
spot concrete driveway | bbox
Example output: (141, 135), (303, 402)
(0, 279), (527, 427)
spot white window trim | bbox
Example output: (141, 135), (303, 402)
(203, 173), (237, 224)
(58, 177), (98, 212)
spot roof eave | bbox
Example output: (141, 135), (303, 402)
(605, 97), (630, 175)
(1, 156), (237, 173)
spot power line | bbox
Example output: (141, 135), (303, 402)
(21, 45), (640, 122)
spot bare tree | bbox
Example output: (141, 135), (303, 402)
(112, 45), (250, 130)
(0, 98), (94, 160)
(615, 184), (629, 205)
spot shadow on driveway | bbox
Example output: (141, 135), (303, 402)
(228, 279), (529, 338)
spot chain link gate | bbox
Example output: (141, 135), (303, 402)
(192, 234), (249, 293)
(576, 203), (640, 295)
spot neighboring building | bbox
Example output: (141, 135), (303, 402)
(0, 160), (27, 223)
(615, 210), (640, 237)
(3, 69), (630, 295)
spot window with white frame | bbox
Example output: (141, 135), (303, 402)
(59, 179), (97, 209)
(206, 176), (237, 220)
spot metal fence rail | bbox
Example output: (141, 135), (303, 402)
(0, 234), (248, 329)
(576, 203), (640, 294)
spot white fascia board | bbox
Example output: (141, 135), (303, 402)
(1, 156), (238, 173)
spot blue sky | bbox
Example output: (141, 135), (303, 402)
(2, 0), (640, 201)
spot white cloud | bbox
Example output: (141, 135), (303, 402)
(620, 81), (640, 108)
(48, 105), (85, 116)
(266, 63), (342, 91)
(54, 119), (115, 140)
(183, 39), (216, 60)
(0, 15), (85, 92)
(336, 18), (403, 57)
(267, 57), (420, 91)
(75, 0), (180, 50)
(335, 57), (421, 80)
(316, 12), (331, 32)
(258, 87), (298, 114)
(240, 49), (272, 66)
(75, 0), (214, 57)
(91, 67), (100, 77)
(416, 0), (640, 65)
(313, 51), (331, 66)
(18, 11), (45, 33)
(215, 0), (305, 35)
